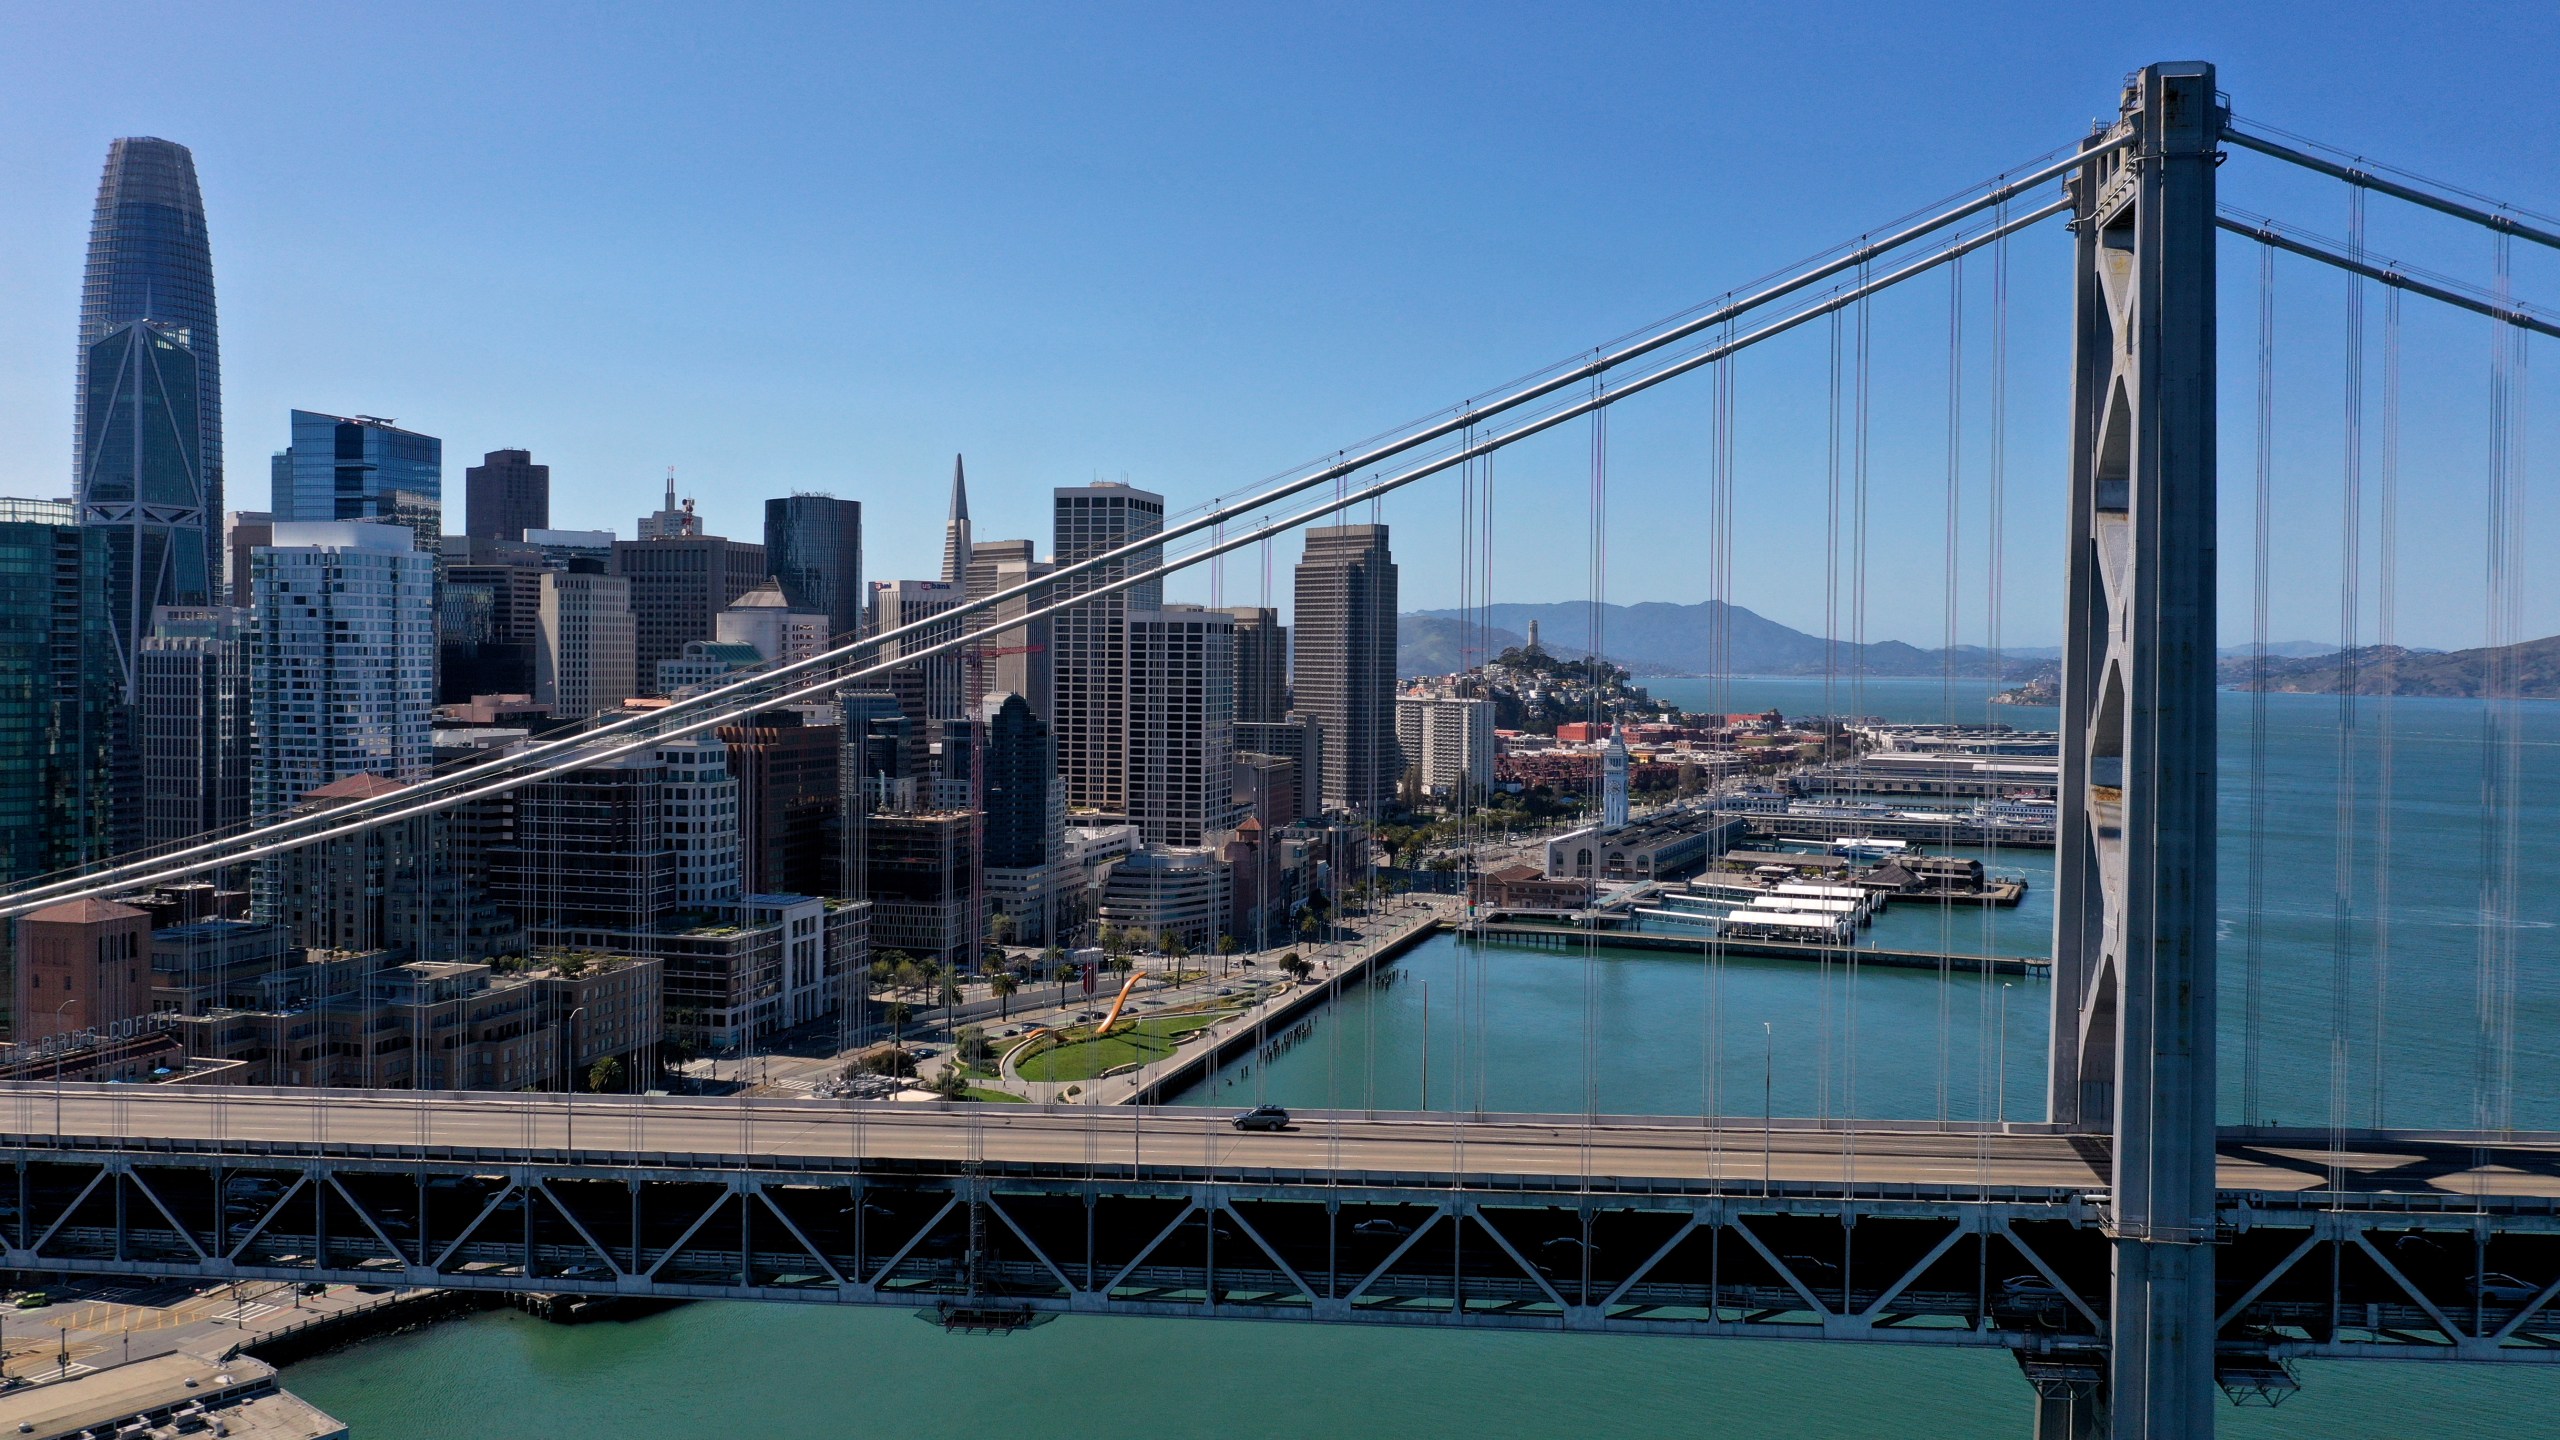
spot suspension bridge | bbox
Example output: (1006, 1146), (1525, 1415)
(3, 60), (2554, 1437)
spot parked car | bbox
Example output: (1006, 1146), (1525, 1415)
(1232, 1104), (1291, 1132)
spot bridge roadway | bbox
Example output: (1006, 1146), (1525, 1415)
(3, 1084), (2558, 1376)
(8, 1087), (2559, 1200)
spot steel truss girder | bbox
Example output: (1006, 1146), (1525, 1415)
(0, 1150), (2105, 1347)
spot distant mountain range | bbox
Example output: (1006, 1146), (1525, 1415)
(2220, 636), (2560, 698)
(1399, 600), (2060, 680)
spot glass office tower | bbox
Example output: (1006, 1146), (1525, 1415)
(764, 494), (863, 639)
(0, 500), (117, 886)
(275, 411), (442, 547)
(76, 138), (221, 699)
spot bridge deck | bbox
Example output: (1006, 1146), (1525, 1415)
(6, 1086), (2557, 1201)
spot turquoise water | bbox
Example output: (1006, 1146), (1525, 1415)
(287, 676), (2559, 1435)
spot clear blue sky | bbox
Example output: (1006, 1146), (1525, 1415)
(2, 3), (2553, 649)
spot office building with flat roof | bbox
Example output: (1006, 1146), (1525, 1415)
(273, 411), (441, 548)
(1052, 482), (1162, 814)
(1294, 524), (1399, 815)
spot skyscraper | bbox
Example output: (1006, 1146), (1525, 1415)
(1052, 482), (1163, 815)
(1294, 524), (1399, 815)
(81, 321), (213, 697)
(763, 494), (862, 639)
(0, 500), (117, 892)
(940, 456), (973, 583)
(76, 138), (221, 694)
(965, 539), (1053, 723)
(982, 692), (1067, 946)
(536, 563), (638, 720)
(248, 521), (436, 819)
(465, 448), (549, 541)
(1225, 606), (1288, 723)
(613, 528), (767, 679)
(869, 578), (967, 749)
(1126, 606), (1236, 847)
(273, 411), (442, 547)
(137, 605), (251, 847)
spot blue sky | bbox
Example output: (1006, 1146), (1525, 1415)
(2, 3), (2554, 648)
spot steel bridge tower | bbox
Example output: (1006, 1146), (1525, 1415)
(2047, 61), (2223, 1439)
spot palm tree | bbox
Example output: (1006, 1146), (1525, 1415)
(1041, 945), (1068, 1005)
(990, 971), (1019, 1020)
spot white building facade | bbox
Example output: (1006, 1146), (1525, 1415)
(1396, 694), (1496, 799)
(248, 521), (435, 818)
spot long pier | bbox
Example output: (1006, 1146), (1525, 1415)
(1461, 921), (2048, 974)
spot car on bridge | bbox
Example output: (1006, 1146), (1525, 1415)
(1232, 1104), (1291, 1131)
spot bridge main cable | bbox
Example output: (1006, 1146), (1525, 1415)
(2224, 122), (2560, 253)
(0, 190), (2088, 916)
(5, 195), (2073, 915)
(2217, 210), (2560, 340)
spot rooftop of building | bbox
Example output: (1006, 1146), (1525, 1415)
(24, 897), (149, 925)
(303, 772), (406, 803)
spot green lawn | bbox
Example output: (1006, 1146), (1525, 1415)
(960, 1085), (1028, 1103)
(1013, 1012), (1230, 1083)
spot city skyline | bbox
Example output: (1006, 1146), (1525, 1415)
(3, 7), (2554, 649)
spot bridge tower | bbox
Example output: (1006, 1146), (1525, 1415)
(2046, 62), (2223, 1438)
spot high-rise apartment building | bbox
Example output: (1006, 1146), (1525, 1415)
(763, 494), (862, 639)
(1225, 606), (1288, 725)
(137, 605), (251, 847)
(1294, 525), (1400, 815)
(1126, 605), (1236, 848)
(273, 412), (442, 547)
(536, 563), (638, 720)
(465, 448), (549, 542)
(247, 521), (436, 819)
(1052, 482), (1162, 814)
(77, 138), (222, 692)
(613, 529), (767, 679)
(1396, 693), (1496, 799)
(0, 500), (118, 890)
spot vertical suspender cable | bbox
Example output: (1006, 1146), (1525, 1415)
(1937, 256), (1964, 1129)
(2373, 287), (2401, 1127)
(1982, 214), (2009, 1137)
(2246, 244), (2275, 1126)
(2332, 191), (2367, 1182)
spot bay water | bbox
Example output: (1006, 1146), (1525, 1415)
(287, 677), (2558, 1435)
